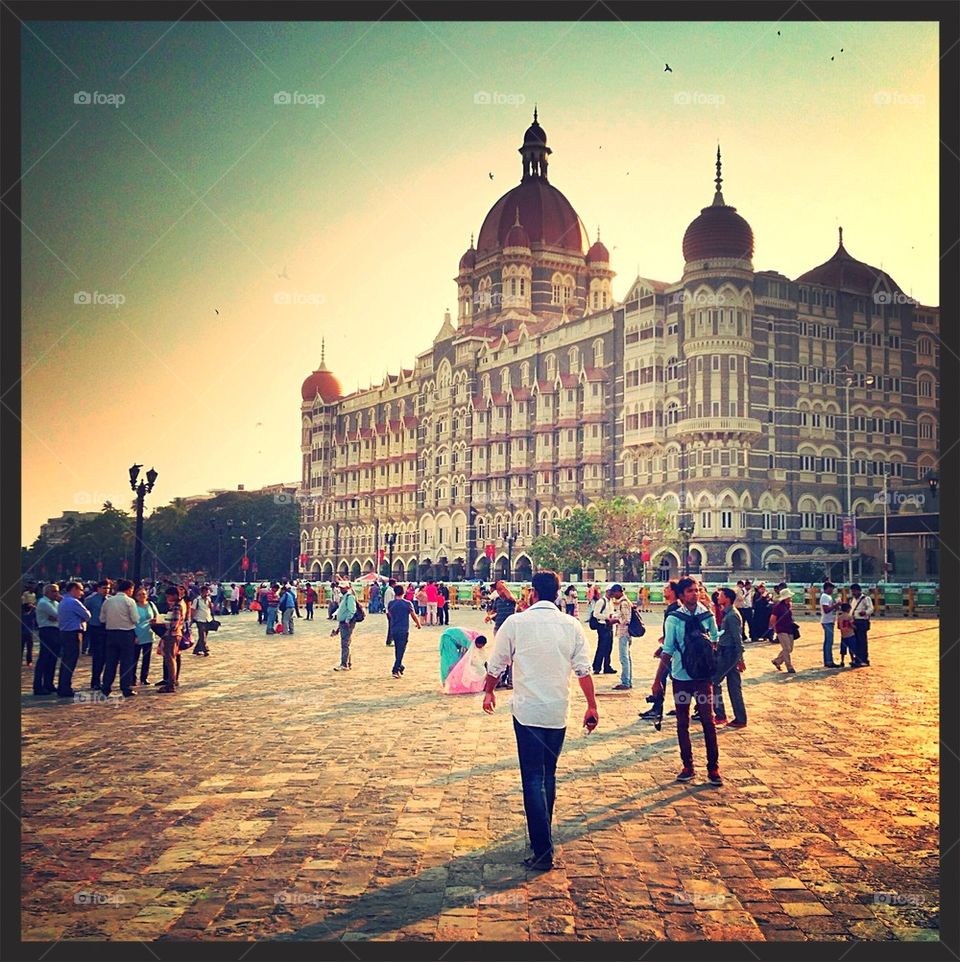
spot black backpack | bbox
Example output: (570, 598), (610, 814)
(351, 600), (365, 623)
(627, 605), (646, 638)
(667, 608), (717, 680)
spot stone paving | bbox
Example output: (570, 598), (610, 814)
(19, 606), (940, 943)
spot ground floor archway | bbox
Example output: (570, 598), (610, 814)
(407, 559), (418, 581)
(515, 555), (532, 582)
(350, 561), (362, 580)
(474, 557), (491, 581)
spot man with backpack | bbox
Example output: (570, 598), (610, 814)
(652, 577), (722, 786)
(590, 587), (617, 676)
(278, 583), (297, 635)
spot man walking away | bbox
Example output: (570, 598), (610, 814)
(305, 584), (317, 620)
(591, 587), (616, 675)
(652, 577), (721, 785)
(850, 583), (874, 667)
(820, 581), (839, 667)
(333, 583), (357, 671)
(483, 570), (598, 871)
(387, 582), (422, 677)
(712, 587), (747, 728)
(384, 579), (396, 646)
(437, 581), (450, 625)
(100, 578), (140, 697)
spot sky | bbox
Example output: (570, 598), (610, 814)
(19, 19), (939, 544)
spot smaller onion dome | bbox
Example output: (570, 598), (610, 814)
(682, 146), (754, 263)
(586, 227), (610, 264)
(458, 234), (477, 272)
(503, 207), (531, 249)
(300, 340), (343, 403)
(522, 106), (548, 146)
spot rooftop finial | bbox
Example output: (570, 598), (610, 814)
(319, 337), (326, 370)
(715, 143), (722, 193)
(533, 104), (538, 123)
(596, 225), (601, 242)
(470, 232), (474, 248)
(514, 205), (521, 227)
(838, 225), (844, 248)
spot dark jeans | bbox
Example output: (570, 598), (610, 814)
(392, 632), (409, 674)
(88, 625), (107, 688)
(840, 631), (854, 662)
(34, 627), (60, 693)
(438, 604), (449, 626)
(853, 620), (869, 663)
(592, 625), (614, 673)
(712, 647), (746, 723)
(132, 643), (152, 684)
(161, 637), (180, 688)
(102, 629), (136, 695)
(651, 666), (672, 714)
(306, 603), (314, 620)
(57, 630), (82, 695)
(513, 717), (566, 862)
(194, 623), (210, 654)
(672, 679), (719, 770)
(21, 630), (33, 663)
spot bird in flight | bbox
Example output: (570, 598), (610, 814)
(664, 63), (672, 72)
(214, 309), (220, 315)
(488, 172), (494, 179)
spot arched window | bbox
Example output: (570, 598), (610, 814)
(545, 354), (557, 379)
(666, 356), (679, 380)
(665, 401), (680, 425)
(593, 339), (604, 368)
(569, 346), (580, 372)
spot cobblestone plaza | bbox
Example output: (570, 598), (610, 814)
(20, 609), (939, 943)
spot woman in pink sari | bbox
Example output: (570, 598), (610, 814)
(442, 630), (489, 694)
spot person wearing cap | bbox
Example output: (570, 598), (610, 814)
(819, 581), (839, 668)
(590, 586), (617, 675)
(333, 583), (357, 671)
(769, 586), (798, 673)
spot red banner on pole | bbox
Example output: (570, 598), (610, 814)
(842, 516), (857, 549)
(641, 550), (651, 562)
(241, 555), (250, 571)
(378, 548), (385, 564)
(485, 543), (495, 560)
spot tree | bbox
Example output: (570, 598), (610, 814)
(529, 509), (603, 577)
(592, 497), (681, 580)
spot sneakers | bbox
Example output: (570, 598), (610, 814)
(707, 769), (724, 787)
(676, 766), (695, 782)
(786, 667), (796, 674)
(612, 683), (632, 691)
(771, 660), (782, 671)
(726, 720), (747, 729)
(391, 671), (400, 679)
(714, 718), (728, 727)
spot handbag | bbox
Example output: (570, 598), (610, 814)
(790, 623), (801, 640)
(150, 623), (167, 638)
(250, 600), (261, 612)
(207, 620), (221, 632)
(588, 613), (599, 630)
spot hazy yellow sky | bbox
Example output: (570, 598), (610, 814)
(20, 20), (939, 543)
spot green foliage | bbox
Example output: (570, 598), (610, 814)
(22, 494), (299, 582)
(528, 497), (681, 580)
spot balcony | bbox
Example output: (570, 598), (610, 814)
(674, 416), (763, 440)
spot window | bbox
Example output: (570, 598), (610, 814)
(918, 337), (933, 356)
(762, 511), (772, 530)
(697, 357), (704, 372)
(626, 369), (639, 388)
(825, 414), (836, 429)
(801, 510), (816, 529)
(728, 401), (738, 417)
(801, 454), (815, 471)
(822, 513), (837, 530)
(822, 456), (837, 473)
(720, 510), (733, 530)
(855, 329), (867, 344)
(701, 510), (711, 529)
(777, 512), (787, 531)
(712, 402), (720, 417)
(920, 421), (933, 440)
(712, 356), (721, 371)
(728, 356), (736, 371)
(888, 334), (901, 349)
(768, 362), (775, 377)
(919, 378), (933, 398)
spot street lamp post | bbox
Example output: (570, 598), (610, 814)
(288, 532), (297, 579)
(385, 531), (397, 577)
(881, 467), (889, 583)
(506, 526), (516, 581)
(128, 464), (157, 588)
(679, 517), (695, 577)
(839, 367), (875, 584)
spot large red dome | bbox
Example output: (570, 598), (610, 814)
(477, 179), (587, 255)
(301, 364), (342, 403)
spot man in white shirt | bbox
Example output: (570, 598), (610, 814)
(483, 570), (598, 872)
(849, 583), (875, 667)
(33, 583), (61, 695)
(591, 587), (617, 675)
(819, 581), (839, 668)
(100, 578), (140, 697)
(383, 580), (396, 646)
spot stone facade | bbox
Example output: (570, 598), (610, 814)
(298, 116), (939, 582)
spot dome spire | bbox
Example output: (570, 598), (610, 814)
(838, 225), (844, 250)
(319, 337), (327, 371)
(533, 104), (538, 123)
(712, 144), (725, 206)
(514, 205), (521, 227)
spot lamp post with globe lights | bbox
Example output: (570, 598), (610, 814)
(129, 465), (157, 588)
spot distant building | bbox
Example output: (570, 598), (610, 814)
(298, 113), (939, 583)
(39, 511), (99, 545)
